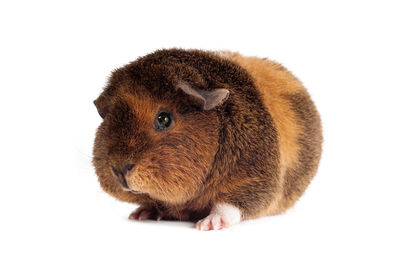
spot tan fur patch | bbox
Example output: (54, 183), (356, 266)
(220, 52), (304, 216)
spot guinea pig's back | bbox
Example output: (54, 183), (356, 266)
(219, 52), (322, 215)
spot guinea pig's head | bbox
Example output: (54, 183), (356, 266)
(92, 61), (229, 205)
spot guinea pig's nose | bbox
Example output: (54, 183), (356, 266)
(111, 166), (129, 189)
(123, 163), (135, 176)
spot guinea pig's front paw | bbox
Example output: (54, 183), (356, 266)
(128, 206), (163, 221)
(196, 203), (241, 231)
(196, 213), (228, 231)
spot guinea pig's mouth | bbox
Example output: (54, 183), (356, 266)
(111, 166), (142, 194)
(122, 187), (141, 194)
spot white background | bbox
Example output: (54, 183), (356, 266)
(1, 1), (399, 266)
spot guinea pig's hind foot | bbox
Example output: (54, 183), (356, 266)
(196, 203), (241, 231)
(128, 206), (163, 221)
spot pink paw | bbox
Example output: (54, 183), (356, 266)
(196, 214), (230, 231)
(196, 203), (241, 231)
(128, 206), (163, 221)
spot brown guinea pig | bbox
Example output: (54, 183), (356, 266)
(92, 49), (322, 231)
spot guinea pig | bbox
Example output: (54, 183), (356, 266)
(92, 49), (322, 231)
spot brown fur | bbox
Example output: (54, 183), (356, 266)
(92, 49), (322, 222)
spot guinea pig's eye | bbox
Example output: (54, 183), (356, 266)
(155, 110), (173, 131)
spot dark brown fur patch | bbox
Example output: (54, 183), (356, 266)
(280, 92), (323, 210)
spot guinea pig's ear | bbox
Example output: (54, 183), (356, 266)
(93, 94), (109, 119)
(177, 81), (229, 110)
